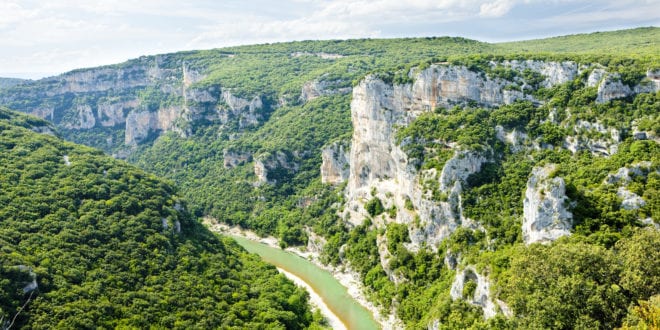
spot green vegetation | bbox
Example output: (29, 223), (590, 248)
(0, 107), (322, 329)
(335, 74), (659, 328)
(0, 27), (658, 329)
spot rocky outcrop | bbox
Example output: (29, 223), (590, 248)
(344, 71), (490, 249)
(500, 60), (578, 87)
(563, 119), (622, 156)
(449, 266), (511, 319)
(301, 79), (352, 102)
(321, 141), (350, 185)
(522, 164), (573, 244)
(223, 149), (252, 169)
(617, 187), (646, 210)
(125, 106), (185, 145)
(596, 70), (660, 103)
(218, 90), (265, 129)
(587, 68), (607, 87)
(97, 99), (138, 127)
(254, 151), (299, 185)
(495, 125), (529, 152)
(62, 104), (96, 129)
(291, 52), (344, 60)
(605, 161), (652, 185)
(604, 162), (656, 213)
(439, 152), (487, 191)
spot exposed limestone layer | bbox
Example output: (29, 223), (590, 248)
(254, 151), (300, 185)
(449, 266), (512, 319)
(596, 70), (660, 103)
(522, 164), (573, 245)
(218, 90), (264, 129)
(125, 106), (185, 145)
(301, 79), (352, 102)
(223, 149), (252, 169)
(321, 141), (351, 185)
(344, 66), (501, 249)
(0, 57), (270, 151)
(605, 162), (658, 217)
(499, 60), (578, 87)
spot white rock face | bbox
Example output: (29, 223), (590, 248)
(97, 99), (138, 127)
(321, 141), (350, 184)
(617, 187), (646, 210)
(495, 125), (528, 152)
(124, 106), (184, 145)
(605, 162), (655, 213)
(223, 149), (252, 169)
(301, 79), (352, 102)
(449, 266), (508, 319)
(344, 72), (488, 249)
(290, 52), (344, 60)
(218, 89), (264, 129)
(62, 104), (96, 129)
(254, 151), (299, 185)
(562, 119), (622, 156)
(597, 74), (632, 103)
(522, 164), (573, 245)
(587, 68), (607, 87)
(605, 161), (652, 185)
(501, 60), (578, 87)
(30, 106), (55, 121)
(439, 152), (487, 191)
(596, 70), (660, 103)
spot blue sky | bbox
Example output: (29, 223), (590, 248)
(1, 0), (658, 79)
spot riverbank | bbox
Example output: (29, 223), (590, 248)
(277, 267), (347, 330)
(203, 218), (402, 330)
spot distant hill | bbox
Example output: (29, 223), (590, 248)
(0, 77), (29, 89)
(497, 26), (659, 56)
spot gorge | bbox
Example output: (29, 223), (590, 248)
(1, 27), (659, 329)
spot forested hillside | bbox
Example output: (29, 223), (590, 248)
(0, 107), (323, 329)
(1, 27), (659, 329)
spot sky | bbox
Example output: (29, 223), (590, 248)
(1, 0), (658, 79)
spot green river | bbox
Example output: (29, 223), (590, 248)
(231, 235), (380, 330)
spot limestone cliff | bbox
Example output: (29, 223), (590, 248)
(0, 56), (269, 154)
(320, 141), (350, 185)
(254, 151), (300, 185)
(522, 164), (573, 245)
(301, 78), (352, 102)
(449, 266), (511, 319)
(343, 61), (578, 249)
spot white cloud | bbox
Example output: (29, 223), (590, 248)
(0, 2), (38, 28)
(479, 0), (516, 17)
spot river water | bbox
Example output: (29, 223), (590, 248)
(230, 235), (380, 330)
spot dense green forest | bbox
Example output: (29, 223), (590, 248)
(0, 107), (325, 329)
(1, 27), (659, 329)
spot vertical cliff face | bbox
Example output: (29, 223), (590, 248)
(320, 141), (350, 185)
(344, 61), (658, 246)
(340, 60), (659, 325)
(522, 164), (573, 245)
(343, 62), (580, 248)
(0, 57), (270, 154)
(345, 66), (522, 248)
(449, 266), (511, 319)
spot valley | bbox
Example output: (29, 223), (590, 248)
(1, 27), (659, 329)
